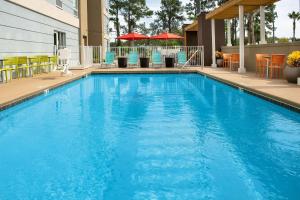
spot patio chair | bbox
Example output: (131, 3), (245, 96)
(3, 57), (18, 81)
(176, 51), (187, 67)
(151, 51), (163, 68)
(29, 56), (41, 75)
(49, 56), (58, 72)
(230, 53), (240, 71)
(269, 54), (286, 79)
(101, 51), (116, 68)
(127, 51), (139, 68)
(256, 54), (269, 78)
(17, 56), (32, 77)
(223, 53), (232, 69)
(57, 48), (72, 75)
(38, 55), (50, 73)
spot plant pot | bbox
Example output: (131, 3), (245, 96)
(216, 59), (223, 67)
(283, 66), (300, 83)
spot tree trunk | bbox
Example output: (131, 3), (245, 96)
(168, 18), (172, 33)
(116, 9), (121, 46)
(293, 19), (296, 41)
(272, 20), (275, 43)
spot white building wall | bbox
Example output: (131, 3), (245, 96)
(0, 0), (80, 65)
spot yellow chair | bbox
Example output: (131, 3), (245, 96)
(17, 56), (31, 77)
(49, 56), (58, 72)
(29, 56), (41, 75)
(38, 55), (50, 73)
(3, 57), (18, 81)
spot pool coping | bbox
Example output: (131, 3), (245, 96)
(0, 73), (89, 111)
(196, 71), (300, 113)
(1, 68), (300, 113)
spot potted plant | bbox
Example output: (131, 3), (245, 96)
(216, 51), (224, 67)
(284, 51), (300, 83)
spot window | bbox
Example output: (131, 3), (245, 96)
(56, 0), (63, 8)
(73, 0), (78, 16)
(54, 31), (66, 48)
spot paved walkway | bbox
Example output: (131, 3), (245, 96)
(1, 67), (300, 111)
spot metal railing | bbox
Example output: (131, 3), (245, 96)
(108, 46), (205, 67)
(80, 46), (102, 68)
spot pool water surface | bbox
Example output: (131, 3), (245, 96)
(0, 74), (300, 200)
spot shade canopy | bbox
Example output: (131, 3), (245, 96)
(116, 32), (149, 41)
(206, 0), (279, 19)
(150, 32), (184, 40)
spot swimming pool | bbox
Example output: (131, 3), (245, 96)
(0, 74), (299, 199)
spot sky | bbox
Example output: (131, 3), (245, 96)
(143, 0), (300, 38)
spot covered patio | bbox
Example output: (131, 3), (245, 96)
(206, 0), (279, 73)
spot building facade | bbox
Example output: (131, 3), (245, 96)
(0, 0), (80, 65)
(79, 0), (110, 55)
(0, 0), (108, 65)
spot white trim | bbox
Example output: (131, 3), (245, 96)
(8, 0), (79, 28)
(259, 6), (267, 44)
(227, 19), (232, 47)
(238, 5), (246, 73)
(211, 19), (217, 68)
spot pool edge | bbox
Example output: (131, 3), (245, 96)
(1, 68), (300, 113)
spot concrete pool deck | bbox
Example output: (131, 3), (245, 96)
(1, 67), (300, 111)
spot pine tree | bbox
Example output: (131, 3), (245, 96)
(185, 0), (216, 20)
(109, 0), (124, 46)
(121, 0), (153, 33)
(156, 0), (185, 33)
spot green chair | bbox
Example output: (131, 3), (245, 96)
(151, 51), (163, 68)
(127, 51), (139, 68)
(177, 51), (187, 67)
(17, 56), (31, 77)
(101, 52), (116, 68)
(3, 57), (18, 81)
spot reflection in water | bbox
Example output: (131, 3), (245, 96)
(0, 74), (299, 200)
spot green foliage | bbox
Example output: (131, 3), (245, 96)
(121, 0), (153, 33)
(109, 0), (124, 46)
(265, 5), (278, 43)
(185, 0), (227, 20)
(156, 0), (185, 33)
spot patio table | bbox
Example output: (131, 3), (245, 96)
(263, 55), (271, 79)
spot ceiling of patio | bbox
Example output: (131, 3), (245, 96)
(206, 0), (279, 19)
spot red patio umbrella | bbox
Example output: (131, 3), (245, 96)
(116, 32), (149, 41)
(150, 32), (184, 46)
(150, 32), (184, 40)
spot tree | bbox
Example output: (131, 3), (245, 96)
(109, 0), (124, 46)
(156, 0), (185, 33)
(121, 0), (153, 34)
(149, 20), (163, 35)
(288, 11), (300, 41)
(185, 0), (216, 20)
(265, 5), (278, 43)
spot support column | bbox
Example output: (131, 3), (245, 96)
(211, 19), (217, 68)
(259, 6), (267, 44)
(227, 19), (232, 46)
(238, 5), (246, 73)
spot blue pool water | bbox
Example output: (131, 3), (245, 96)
(0, 74), (300, 200)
